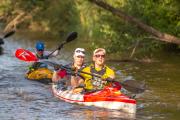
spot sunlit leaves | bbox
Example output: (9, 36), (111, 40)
(85, 0), (180, 54)
(0, 0), (179, 54)
(0, 0), (11, 16)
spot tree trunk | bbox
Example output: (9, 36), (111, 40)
(4, 12), (25, 32)
(88, 0), (180, 45)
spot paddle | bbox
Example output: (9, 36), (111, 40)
(42, 61), (146, 94)
(74, 69), (145, 93)
(15, 48), (38, 62)
(15, 32), (77, 61)
(15, 49), (146, 94)
(46, 31), (78, 58)
(0, 30), (15, 45)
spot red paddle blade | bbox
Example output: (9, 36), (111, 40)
(15, 48), (38, 62)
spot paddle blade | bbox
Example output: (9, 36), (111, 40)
(15, 48), (38, 62)
(121, 80), (146, 94)
(66, 32), (78, 43)
(4, 30), (15, 38)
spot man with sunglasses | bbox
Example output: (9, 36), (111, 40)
(52, 48), (86, 89)
(35, 41), (59, 59)
(80, 48), (115, 91)
(27, 41), (60, 73)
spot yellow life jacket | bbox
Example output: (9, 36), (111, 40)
(81, 64), (115, 90)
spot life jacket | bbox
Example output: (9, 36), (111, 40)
(65, 63), (86, 74)
(61, 63), (86, 79)
(89, 64), (108, 90)
(36, 53), (48, 59)
(58, 63), (87, 86)
(28, 62), (48, 73)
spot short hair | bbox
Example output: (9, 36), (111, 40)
(93, 48), (106, 56)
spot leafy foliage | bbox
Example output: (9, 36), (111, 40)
(82, 0), (180, 54)
(0, 0), (80, 36)
(0, 0), (179, 55)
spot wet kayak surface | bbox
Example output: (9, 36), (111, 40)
(0, 34), (180, 120)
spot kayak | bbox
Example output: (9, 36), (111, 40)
(52, 82), (136, 113)
(25, 68), (53, 84)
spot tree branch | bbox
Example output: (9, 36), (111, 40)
(88, 0), (180, 45)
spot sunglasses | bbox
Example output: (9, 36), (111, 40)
(95, 54), (105, 58)
(76, 50), (85, 54)
(37, 50), (44, 52)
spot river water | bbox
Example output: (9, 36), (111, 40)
(0, 32), (179, 120)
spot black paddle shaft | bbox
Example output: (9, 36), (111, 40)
(0, 30), (15, 45)
(47, 32), (78, 58)
(42, 61), (146, 94)
(4, 30), (15, 38)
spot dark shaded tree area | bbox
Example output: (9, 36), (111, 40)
(0, 0), (179, 56)
(86, 0), (180, 55)
(0, 0), (80, 36)
(89, 0), (180, 44)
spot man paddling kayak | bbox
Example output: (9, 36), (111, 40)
(27, 41), (60, 72)
(35, 41), (60, 59)
(79, 48), (116, 91)
(52, 48), (86, 88)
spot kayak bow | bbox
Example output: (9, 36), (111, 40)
(25, 68), (53, 84)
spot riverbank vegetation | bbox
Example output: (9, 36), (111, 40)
(0, 0), (179, 58)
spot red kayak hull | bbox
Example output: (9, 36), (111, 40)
(52, 83), (136, 113)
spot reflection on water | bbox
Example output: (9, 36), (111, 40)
(80, 109), (135, 120)
(0, 31), (180, 120)
(110, 55), (180, 120)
